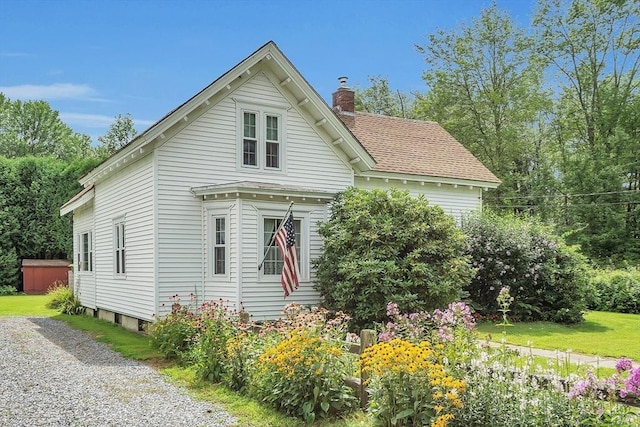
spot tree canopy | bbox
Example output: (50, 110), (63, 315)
(379, 0), (640, 265)
(0, 93), (93, 161)
(96, 113), (137, 157)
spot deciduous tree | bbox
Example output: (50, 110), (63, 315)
(415, 3), (555, 214)
(96, 113), (137, 156)
(533, 0), (640, 262)
(0, 93), (92, 160)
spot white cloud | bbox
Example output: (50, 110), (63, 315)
(59, 113), (115, 128)
(0, 83), (102, 101)
(60, 112), (156, 130)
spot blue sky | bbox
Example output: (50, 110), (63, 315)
(0, 0), (536, 142)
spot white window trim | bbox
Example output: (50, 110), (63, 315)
(258, 209), (308, 282)
(209, 210), (230, 280)
(113, 217), (126, 278)
(77, 230), (93, 274)
(236, 100), (287, 173)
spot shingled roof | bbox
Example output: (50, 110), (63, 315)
(338, 111), (501, 184)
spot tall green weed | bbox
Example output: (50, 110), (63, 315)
(45, 282), (83, 315)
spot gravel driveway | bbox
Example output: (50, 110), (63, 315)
(0, 317), (236, 427)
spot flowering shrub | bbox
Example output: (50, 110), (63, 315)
(361, 338), (465, 427)
(379, 302), (477, 366)
(251, 329), (357, 423)
(148, 294), (199, 361)
(463, 211), (589, 323)
(191, 299), (251, 382)
(314, 187), (474, 330)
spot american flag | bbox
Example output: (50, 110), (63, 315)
(274, 212), (299, 298)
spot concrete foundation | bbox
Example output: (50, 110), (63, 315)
(86, 307), (147, 333)
(97, 309), (115, 323)
(121, 314), (140, 332)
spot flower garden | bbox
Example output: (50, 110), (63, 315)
(149, 297), (640, 426)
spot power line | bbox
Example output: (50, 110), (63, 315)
(485, 189), (640, 201)
(491, 201), (640, 209)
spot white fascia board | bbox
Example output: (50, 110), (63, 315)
(191, 182), (335, 201)
(60, 186), (94, 216)
(360, 171), (501, 189)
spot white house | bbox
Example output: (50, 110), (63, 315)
(60, 41), (499, 330)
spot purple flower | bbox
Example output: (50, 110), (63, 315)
(568, 379), (590, 399)
(568, 371), (598, 399)
(624, 367), (640, 396)
(616, 358), (633, 373)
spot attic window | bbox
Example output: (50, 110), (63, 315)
(237, 101), (286, 172)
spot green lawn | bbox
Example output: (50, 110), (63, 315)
(0, 294), (58, 316)
(476, 311), (640, 361)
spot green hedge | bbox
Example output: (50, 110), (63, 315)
(584, 268), (640, 314)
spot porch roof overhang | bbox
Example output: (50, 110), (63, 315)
(60, 184), (95, 216)
(190, 181), (336, 203)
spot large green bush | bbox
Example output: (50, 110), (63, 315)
(463, 211), (589, 323)
(584, 268), (640, 314)
(313, 187), (474, 330)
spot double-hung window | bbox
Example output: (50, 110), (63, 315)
(265, 115), (279, 168)
(243, 112), (258, 167)
(212, 215), (227, 275)
(114, 219), (126, 276)
(262, 217), (301, 276)
(78, 231), (93, 272)
(238, 102), (286, 171)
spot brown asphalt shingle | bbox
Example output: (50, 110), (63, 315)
(341, 112), (500, 184)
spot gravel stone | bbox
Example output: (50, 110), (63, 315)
(0, 317), (236, 427)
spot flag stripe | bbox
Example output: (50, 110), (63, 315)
(274, 212), (300, 298)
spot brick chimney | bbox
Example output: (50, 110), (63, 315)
(332, 76), (354, 114)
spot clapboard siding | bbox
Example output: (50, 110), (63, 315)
(355, 178), (483, 223)
(238, 201), (324, 320)
(202, 200), (238, 308)
(72, 204), (96, 308)
(92, 154), (155, 320)
(155, 73), (353, 315)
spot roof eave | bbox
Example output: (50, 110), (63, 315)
(60, 185), (95, 216)
(191, 181), (335, 201)
(359, 171), (501, 189)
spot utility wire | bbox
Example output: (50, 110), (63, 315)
(485, 189), (640, 201)
(491, 201), (640, 209)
